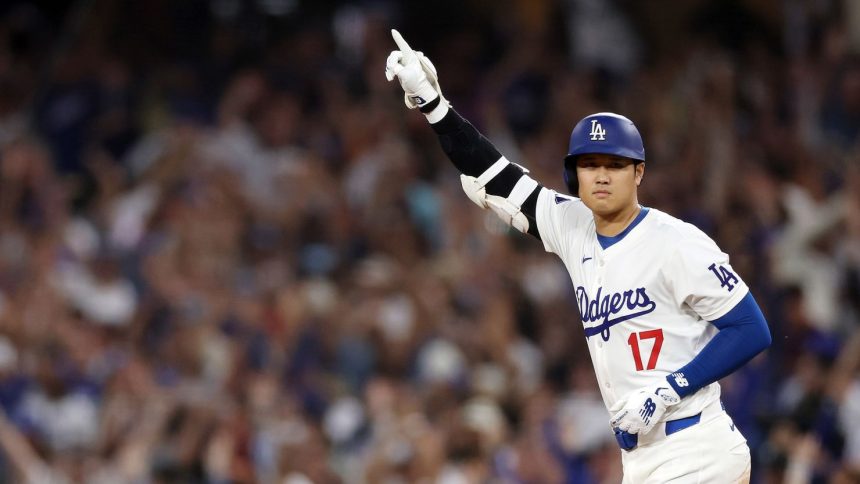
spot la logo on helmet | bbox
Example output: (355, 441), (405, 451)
(589, 120), (606, 141)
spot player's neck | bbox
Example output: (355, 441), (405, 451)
(594, 203), (641, 237)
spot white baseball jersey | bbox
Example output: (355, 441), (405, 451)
(535, 189), (749, 422)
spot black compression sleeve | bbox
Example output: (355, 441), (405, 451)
(431, 109), (502, 177)
(431, 109), (533, 196)
(430, 108), (541, 240)
(523, 189), (540, 240)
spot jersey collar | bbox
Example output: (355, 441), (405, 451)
(596, 206), (650, 250)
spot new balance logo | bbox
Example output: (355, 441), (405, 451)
(410, 95), (427, 105)
(589, 120), (606, 141)
(672, 372), (689, 387)
(640, 398), (657, 424)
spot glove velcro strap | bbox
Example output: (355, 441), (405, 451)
(507, 176), (539, 206)
(419, 97), (441, 113)
(475, 157), (510, 187)
(423, 100), (449, 124)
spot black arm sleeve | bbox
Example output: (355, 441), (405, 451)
(430, 108), (542, 240)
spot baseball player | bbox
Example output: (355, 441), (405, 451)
(385, 30), (772, 482)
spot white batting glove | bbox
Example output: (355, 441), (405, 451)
(385, 29), (447, 111)
(609, 382), (681, 436)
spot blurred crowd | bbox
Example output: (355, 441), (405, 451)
(0, 0), (858, 482)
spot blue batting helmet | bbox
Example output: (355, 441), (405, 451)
(563, 113), (645, 195)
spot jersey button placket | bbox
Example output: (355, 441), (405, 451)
(596, 256), (606, 346)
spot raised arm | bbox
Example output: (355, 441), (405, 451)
(0, 408), (60, 482)
(385, 30), (543, 239)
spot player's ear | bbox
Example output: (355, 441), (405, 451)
(635, 162), (645, 186)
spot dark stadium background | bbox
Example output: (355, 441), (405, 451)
(0, 0), (857, 482)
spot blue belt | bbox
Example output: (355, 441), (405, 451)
(665, 412), (701, 436)
(614, 412), (703, 451)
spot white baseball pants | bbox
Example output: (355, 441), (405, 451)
(620, 400), (751, 483)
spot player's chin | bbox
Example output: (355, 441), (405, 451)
(583, 197), (614, 214)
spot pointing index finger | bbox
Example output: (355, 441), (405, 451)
(391, 29), (416, 62)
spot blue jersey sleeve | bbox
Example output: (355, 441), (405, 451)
(666, 292), (772, 398)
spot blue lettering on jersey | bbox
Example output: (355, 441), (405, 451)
(576, 286), (657, 341)
(707, 263), (739, 291)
